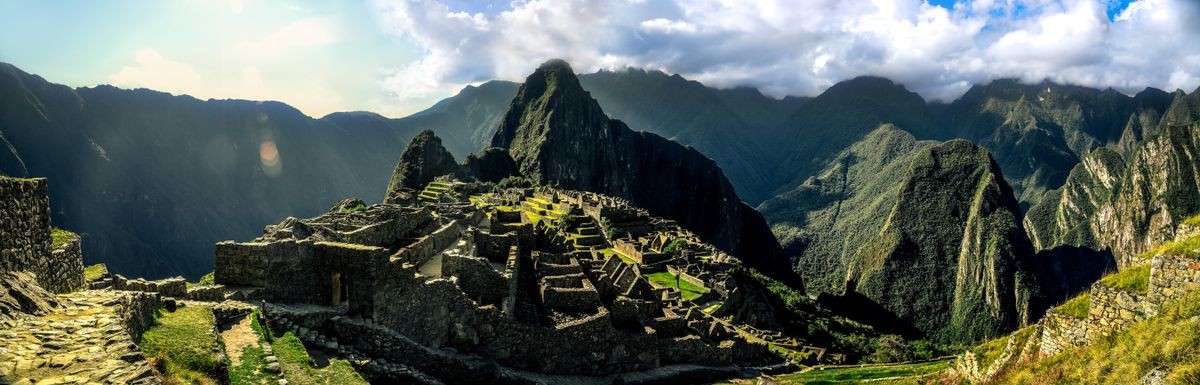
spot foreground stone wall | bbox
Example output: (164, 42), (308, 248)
(0, 177), (83, 293)
(1039, 253), (1200, 357)
(46, 236), (84, 293)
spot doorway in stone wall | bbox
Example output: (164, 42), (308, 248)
(331, 272), (349, 306)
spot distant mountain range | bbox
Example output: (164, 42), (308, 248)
(3, 60), (1198, 293)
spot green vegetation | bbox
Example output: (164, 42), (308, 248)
(335, 202), (367, 214)
(229, 310), (272, 385)
(774, 359), (952, 384)
(198, 272), (215, 286)
(141, 306), (224, 385)
(1182, 213), (1200, 227)
(993, 289), (1200, 384)
(1160, 233), (1200, 260)
(970, 326), (1035, 371)
(50, 227), (77, 250)
(597, 248), (636, 264)
(662, 238), (686, 257)
(645, 271), (708, 301)
(83, 263), (107, 282)
(1098, 264), (1151, 293)
(1055, 293), (1090, 319)
(272, 332), (369, 385)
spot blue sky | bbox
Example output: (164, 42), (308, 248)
(1, 0), (1195, 117)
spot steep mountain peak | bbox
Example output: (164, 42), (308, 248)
(384, 129), (462, 203)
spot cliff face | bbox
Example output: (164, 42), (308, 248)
(846, 140), (1039, 343)
(1026, 121), (1200, 266)
(384, 129), (463, 203)
(491, 59), (798, 286)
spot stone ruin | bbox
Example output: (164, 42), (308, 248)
(211, 182), (793, 384)
(1, 176), (163, 384)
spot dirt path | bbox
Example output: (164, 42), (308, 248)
(221, 314), (259, 366)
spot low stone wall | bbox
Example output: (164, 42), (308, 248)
(112, 274), (188, 298)
(1148, 255), (1200, 306)
(112, 290), (162, 343)
(443, 253), (508, 307)
(46, 236), (85, 293)
(1038, 311), (1086, 356)
(393, 220), (462, 266)
(187, 285), (226, 301)
(1086, 285), (1151, 338)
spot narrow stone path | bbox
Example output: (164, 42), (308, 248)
(222, 314), (259, 367)
(0, 290), (159, 384)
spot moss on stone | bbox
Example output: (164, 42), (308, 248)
(83, 264), (108, 283)
(50, 227), (77, 250)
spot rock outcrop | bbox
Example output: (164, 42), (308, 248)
(843, 140), (1040, 343)
(463, 147), (518, 183)
(490, 59), (798, 286)
(384, 129), (464, 204)
(1026, 122), (1200, 266)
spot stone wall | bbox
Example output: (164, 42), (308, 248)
(443, 252), (508, 307)
(1038, 311), (1086, 356)
(46, 236), (84, 293)
(1038, 253), (1200, 357)
(111, 290), (162, 343)
(393, 220), (462, 266)
(214, 241), (269, 286)
(111, 275), (188, 298)
(1148, 255), (1200, 306)
(1086, 285), (1151, 338)
(0, 177), (84, 294)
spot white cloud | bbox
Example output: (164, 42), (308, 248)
(109, 49), (205, 95)
(236, 17), (340, 57)
(369, 0), (1200, 105)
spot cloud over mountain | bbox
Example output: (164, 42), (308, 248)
(370, 0), (1200, 104)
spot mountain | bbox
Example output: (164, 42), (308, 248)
(849, 139), (1041, 343)
(1026, 122), (1200, 267)
(931, 80), (1177, 210)
(490, 59), (799, 286)
(762, 124), (1044, 342)
(383, 129), (463, 203)
(0, 62), (417, 279)
(761, 125), (938, 294)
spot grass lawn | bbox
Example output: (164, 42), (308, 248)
(596, 248), (636, 264)
(272, 332), (369, 385)
(83, 263), (107, 282)
(645, 272), (708, 301)
(775, 359), (952, 384)
(140, 306), (225, 385)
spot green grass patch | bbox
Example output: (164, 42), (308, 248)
(971, 326), (1035, 369)
(230, 310), (273, 385)
(1098, 264), (1151, 293)
(1161, 233), (1200, 260)
(272, 332), (369, 385)
(1055, 293), (1090, 319)
(50, 227), (77, 250)
(140, 306), (224, 384)
(993, 288), (1200, 384)
(645, 272), (708, 301)
(83, 263), (107, 282)
(776, 359), (952, 384)
(1183, 214), (1200, 227)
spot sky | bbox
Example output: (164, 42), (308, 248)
(1, 0), (1197, 118)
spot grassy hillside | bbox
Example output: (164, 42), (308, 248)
(991, 289), (1200, 384)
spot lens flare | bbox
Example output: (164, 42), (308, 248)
(259, 140), (282, 177)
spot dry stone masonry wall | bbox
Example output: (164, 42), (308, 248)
(0, 177), (83, 293)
